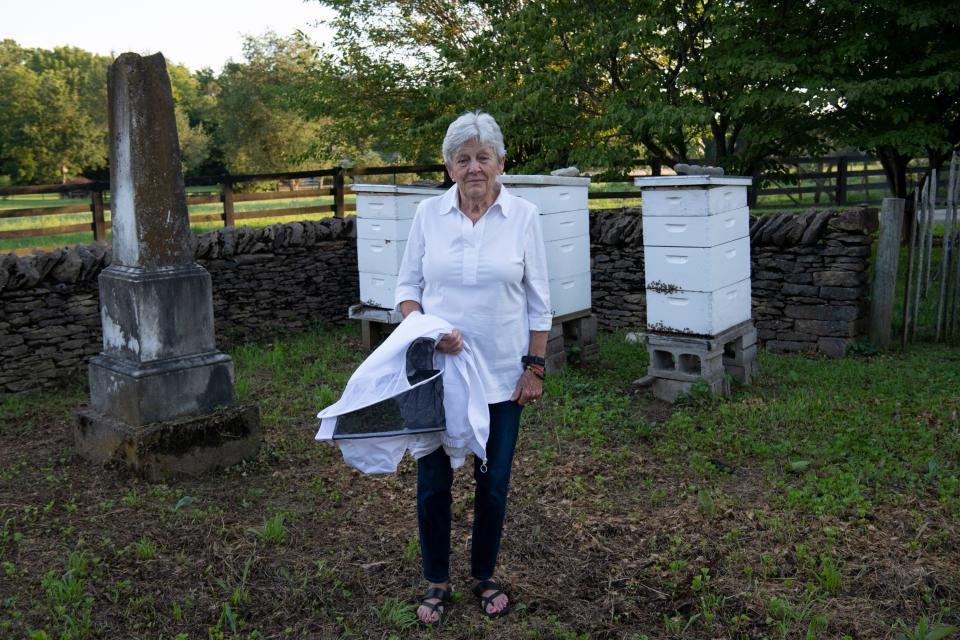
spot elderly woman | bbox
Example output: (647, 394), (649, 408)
(394, 111), (552, 625)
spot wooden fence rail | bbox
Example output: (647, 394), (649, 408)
(0, 156), (947, 250)
(0, 164), (450, 248)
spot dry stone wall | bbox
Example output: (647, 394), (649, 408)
(0, 218), (357, 394)
(1, 207), (878, 395)
(589, 206), (878, 356)
(749, 208), (877, 356)
(589, 209), (646, 328)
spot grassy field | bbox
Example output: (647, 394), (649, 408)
(0, 327), (957, 639)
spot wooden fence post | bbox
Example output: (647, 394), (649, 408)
(814, 160), (824, 204)
(333, 167), (345, 218)
(863, 159), (871, 201)
(221, 181), (235, 227)
(836, 156), (848, 205)
(870, 198), (905, 349)
(91, 189), (106, 242)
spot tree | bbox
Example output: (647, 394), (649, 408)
(0, 41), (215, 184)
(213, 33), (331, 175)
(806, 0), (960, 200)
(166, 62), (216, 175)
(307, 0), (828, 181)
(0, 40), (110, 184)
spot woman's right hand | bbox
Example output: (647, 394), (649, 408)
(436, 328), (463, 354)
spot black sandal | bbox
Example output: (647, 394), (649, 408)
(417, 586), (450, 627)
(473, 579), (511, 619)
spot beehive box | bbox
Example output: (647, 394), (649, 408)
(352, 184), (439, 220)
(635, 175), (753, 335)
(639, 176), (751, 217)
(645, 278), (752, 336)
(497, 174), (590, 214)
(644, 236), (750, 292)
(642, 206), (748, 247)
(498, 175), (592, 317)
(353, 184), (444, 308)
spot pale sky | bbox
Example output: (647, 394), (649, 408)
(1, 0), (336, 71)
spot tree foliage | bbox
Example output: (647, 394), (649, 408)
(212, 33), (332, 174)
(308, 0), (959, 193)
(3, 0), (959, 194)
(804, 0), (960, 197)
(0, 41), (222, 184)
(0, 40), (110, 184)
(307, 0), (830, 178)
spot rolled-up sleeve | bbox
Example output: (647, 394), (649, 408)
(394, 208), (426, 310)
(523, 211), (553, 330)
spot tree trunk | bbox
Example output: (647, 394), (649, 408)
(877, 145), (913, 243)
(743, 163), (760, 207)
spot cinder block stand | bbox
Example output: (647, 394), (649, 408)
(546, 310), (600, 374)
(642, 320), (758, 402)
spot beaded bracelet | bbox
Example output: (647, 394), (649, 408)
(525, 364), (545, 380)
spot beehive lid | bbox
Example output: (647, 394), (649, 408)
(633, 175), (753, 188)
(497, 175), (591, 187)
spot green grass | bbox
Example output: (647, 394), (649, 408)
(251, 513), (287, 544)
(653, 345), (960, 519)
(1, 325), (958, 637)
(526, 329), (960, 523)
(36, 550), (94, 640)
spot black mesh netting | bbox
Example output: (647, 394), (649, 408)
(332, 337), (446, 440)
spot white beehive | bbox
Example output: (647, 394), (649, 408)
(352, 184), (438, 220)
(498, 175), (592, 317)
(644, 236), (750, 292)
(645, 278), (752, 336)
(356, 238), (407, 275)
(642, 181), (748, 217)
(642, 206), (748, 247)
(353, 184), (443, 308)
(635, 175), (753, 335)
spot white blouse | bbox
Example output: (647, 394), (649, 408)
(394, 184), (552, 403)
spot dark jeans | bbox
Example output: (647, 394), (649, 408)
(416, 400), (523, 583)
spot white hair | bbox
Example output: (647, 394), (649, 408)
(442, 111), (506, 165)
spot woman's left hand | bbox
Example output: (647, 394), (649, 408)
(510, 369), (543, 406)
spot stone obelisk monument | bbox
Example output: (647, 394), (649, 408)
(76, 52), (260, 478)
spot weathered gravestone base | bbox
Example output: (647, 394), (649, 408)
(76, 403), (260, 481)
(87, 264), (234, 425)
(75, 52), (260, 478)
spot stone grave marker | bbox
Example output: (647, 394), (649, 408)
(75, 52), (260, 479)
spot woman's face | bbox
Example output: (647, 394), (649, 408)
(446, 139), (505, 204)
